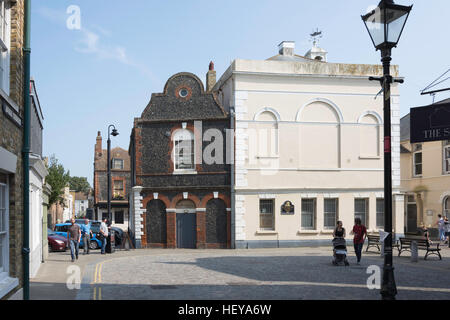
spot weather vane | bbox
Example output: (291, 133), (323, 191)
(310, 28), (322, 47)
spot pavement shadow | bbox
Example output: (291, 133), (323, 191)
(158, 255), (373, 285)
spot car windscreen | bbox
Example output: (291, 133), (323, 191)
(54, 225), (69, 232)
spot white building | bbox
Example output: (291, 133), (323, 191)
(214, 41), (404, 248)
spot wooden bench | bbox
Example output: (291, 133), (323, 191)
(398, 237), (442, 260)
(366, 234), (381, 252)
(365, 233), (400, 253)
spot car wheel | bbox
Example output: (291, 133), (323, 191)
(89, 240), (99, 250)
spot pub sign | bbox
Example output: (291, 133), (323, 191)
(410, 102), (450, 143)
(281, 201), (295, 215)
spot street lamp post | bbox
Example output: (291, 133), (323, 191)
(362, 0), (412, 300)
(107, 125), (119, 225)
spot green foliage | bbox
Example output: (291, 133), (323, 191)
(45, 155), (70, 206)
(69, 176), (91, 193)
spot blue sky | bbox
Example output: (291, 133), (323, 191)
(32, 0), (450, 184)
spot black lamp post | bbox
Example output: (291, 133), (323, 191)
(362, 0), (412, 300)
(107, 125), (119, 225)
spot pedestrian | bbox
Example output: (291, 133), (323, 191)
(100, 218), (109, 254)
(444, 217), (450, 245)
(67, 218), (81, 262)
(81, 218), (92, 255)
(421, 223), (432, 245)
(333, 220), (346, 239)
(436, 214), (445, 242)
(350, 217), (367, 265)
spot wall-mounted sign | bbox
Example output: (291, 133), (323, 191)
(410, 102), (450, 143)
(281, 201), (295, 215)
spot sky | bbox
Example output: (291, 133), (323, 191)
(32, 0), (450, 185)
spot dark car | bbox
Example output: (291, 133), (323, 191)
(48, 229), (68, 252)
(110, 227), (124, 246)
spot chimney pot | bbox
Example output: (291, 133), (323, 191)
(206, 61), (216, 92)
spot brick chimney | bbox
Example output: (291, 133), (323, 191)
(206, 61), (216, 92)
(95, 131), (102, 159)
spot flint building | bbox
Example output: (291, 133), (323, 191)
(129, 66), (231, 249)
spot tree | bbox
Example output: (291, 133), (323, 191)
(46, 155), (70, 206)
(69, 176), (91, 193)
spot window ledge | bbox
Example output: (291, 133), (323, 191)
(320, 230), (335, 234)
(173, 171), (197, 175)
(359, 156), (381, 160)
(256, 156), (280, 159)
(297, 230), (319, 234)
(0, 275), (19, 299)
(255, 230), (278, 235)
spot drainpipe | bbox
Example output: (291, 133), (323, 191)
(22, 0), (31, 300)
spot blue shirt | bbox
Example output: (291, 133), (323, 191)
(80, 223), (91, 235)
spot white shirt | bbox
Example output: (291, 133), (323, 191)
(100, 222), (109, 236)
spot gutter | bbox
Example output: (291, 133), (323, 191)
(22, 0), (31, 300)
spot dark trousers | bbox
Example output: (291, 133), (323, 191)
(83, 234), (90, 254)
(354, 243), (363, 262)
(101, 237), (107, 254)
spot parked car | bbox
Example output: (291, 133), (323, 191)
(53, 223), (103, 250)
(110, 226), (123, 246)
(47, 229), (68, 252)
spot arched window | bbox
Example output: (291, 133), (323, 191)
(358, 113), (381, 158)
(297, 99), (342, 168)
(254, 110), (279, 157)
(173, 129), (195, 172)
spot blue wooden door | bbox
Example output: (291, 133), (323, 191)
(176, 213), (196, 248)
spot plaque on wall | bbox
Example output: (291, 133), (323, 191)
(281, 201), (295, 215)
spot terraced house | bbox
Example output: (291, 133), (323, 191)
(93, 131), (131, 231)
(129, 65), (231, 249)
(0, 0), (26, 299)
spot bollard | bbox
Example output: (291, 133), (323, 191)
(411, 240), (418, 262)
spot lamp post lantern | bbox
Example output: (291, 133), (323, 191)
(362, 0), (412, 300)
(107, 125), (119, 225)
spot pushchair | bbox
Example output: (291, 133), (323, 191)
(332, 237), (349, 266)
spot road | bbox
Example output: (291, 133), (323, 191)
(11, 244), (450, 300)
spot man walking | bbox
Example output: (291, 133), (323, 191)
(67, 218), (81, 262)
(100, 218), (109, 254)
(436, 214), (445, 242)
(81, 218), (92, 255)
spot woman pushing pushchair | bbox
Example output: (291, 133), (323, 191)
(332, 221), (349, 266)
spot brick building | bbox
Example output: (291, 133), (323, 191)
(129, 67), (231, 249)
(93, 131), (131, 230)
(0, 0), (26, 299)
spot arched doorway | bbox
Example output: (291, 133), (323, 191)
(146, 199), (167, 245)
(176, 199), (197, 248)
(206, 198), (227, 247)
(443, 196), (450, 218)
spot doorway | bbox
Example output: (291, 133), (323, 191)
(175, 200), (197, 248)
(406, 195), (417, 233)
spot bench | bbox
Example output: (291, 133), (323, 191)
(365, 233), (400, 253)
(398, 237), (442, 260)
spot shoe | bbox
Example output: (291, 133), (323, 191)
(357, 261), (360, 265)
(71, 259), (75, 262)
(76, 255), (78, 260)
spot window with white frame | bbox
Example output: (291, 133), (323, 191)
(443, 140), (450, 174)
(413, 144), (422, 176)
(112, 158), (124, 170)
(173, 129), (195, 172)
(301, 198), (316, 230)
(0, 173), (8, 275)
(376, 198), (384, 229)
(259, 199), (275, 230)
(354, 198), (368, 226)
(324, 198), (338, 229)
(0, 0), (10, 93)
